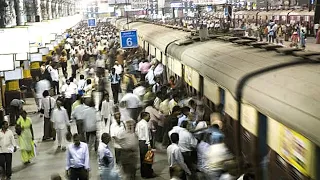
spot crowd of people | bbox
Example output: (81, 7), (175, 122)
(0, 20), (257, 180)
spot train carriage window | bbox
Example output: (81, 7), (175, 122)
(258, 112), (268, 180)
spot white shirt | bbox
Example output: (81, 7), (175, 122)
(96, 59), (105, 68)
(154, 64), (163, 76)
(145, 69), (155, 85)
(114, 65), (123, 75)
(41, 96), (56, 118)
(51, 107), (70, 130)
(315, 24), (319, 30)
(84, 84), (93, 97)
(36, 79), (51, 98)
(172, 128), (197, 152)
(50, 69), (59, 82)
(195, 121), (208, 130)
(64, 43), (71, 50)
(83, 107), (97, 132)
(167, 143), (191, 175)
(133, 86), (146, 97)
(101, 100), (114, 119)
(120, 93), (141, 109)
(110, 121), (126, 148)
(135, 119), (151, 145)
(61, 83), (77, 98)
(92, 48), (99, 55)
(70, 57), (79, 66)
(0, 129), (16, 153)
(71, 104), (88, 121)
(77, 79), (86, 91)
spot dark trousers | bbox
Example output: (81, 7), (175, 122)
(52, 81), (59, 95)
(64, 98), (72, 119)
(162, 120), (170, 147)
(140, 73), (147, 82)
(155, 125), (164, 143)
(139, 140), (153, 178)
(69, 167), (88, 180)
(43, 117), (55, 140)
(66, 49), (70, 59)
(71, 65), (77, 79)
(111, 83), (120, 103)
(61, 62), (67, 75)
(0, 153), (12, 178)
(114, 148), (121, 164)
(9, 106), (20, 126)
(85, 131), (97, 151)
(127, 108), (139, 121)
(182, 151), (197, 179)
(76, 120), (85, 142)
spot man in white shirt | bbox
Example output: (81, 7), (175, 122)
(61, 79), (77, 119)
(71, 99), (88, 142)
(100, 94), (114, 134)
(110, 112), (126, 164)
(177, 121), (198, 177)
(41, 90), (56, 141)
(113, 61), (123, 76)
(77, 75), (86, 95)
(119, 93), (142, 121)
(314, 23), (319, 38)
(83, 99), (98, 151)
(36, 78), (51, 111)
(50, 65), (59, 95)
(51, 100), (70, 150)
(145, 66), (156, 85)
(167, 133), (191, 180)
(70, 54), (79, 79)
(0, 121), (16, 180)
(135, 112), (156, 178)
(64, 42), (71, 59)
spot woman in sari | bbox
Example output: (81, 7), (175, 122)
(16, 111), (34, 164)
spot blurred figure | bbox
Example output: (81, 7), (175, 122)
(167, 133), (191, 180)
(83, 99), (98, 151)
(51, 173), (62, 180)
(119, 93), (142, 121)
(66, 134), (90, 180)
(98, 133), (120, 180)
(71, 98), (87, 142)
(16, 111), (34, 164)
(0, 121), (17, 180)
(9, 99), (24, 126)
(118, 120), (139, 180)
(50, 65), (60, 95)
(51, 100), (70, 150)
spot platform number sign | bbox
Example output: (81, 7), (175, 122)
(120, 30), (138, 49)
(88, 18), (96, 27)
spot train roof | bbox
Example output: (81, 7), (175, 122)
(116, 19), (320, 146)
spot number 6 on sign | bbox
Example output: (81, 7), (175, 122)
(126, 38), (133, 47)
(120, 30), (138, 49)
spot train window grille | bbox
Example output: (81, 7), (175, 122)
(276, 155), (287, 171)
(289, 167), (304, 180)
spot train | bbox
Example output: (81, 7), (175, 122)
(114, 18), (320, 179)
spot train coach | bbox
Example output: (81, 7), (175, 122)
(115, 18), (320, 180)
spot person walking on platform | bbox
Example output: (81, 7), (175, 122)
(83, 99), (98, 151)
(51, 100), (70, 150)
(9, 99), (24, 126)
(16, 111), (34, 164)
(98, 133), (120, 180)
(41, 90), (56, 141)
(135, 112), (156, 178)
(71, 97), (87, 142)
(0, 121), (17, 180)
(66, 134), (90, 180)
(61, 79), (77, 119)
(50, 65), (60, 95)
(109, 68), (121, 103)
(110, 112), (126, 164)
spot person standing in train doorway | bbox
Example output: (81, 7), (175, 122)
(314, 22), (319, 38)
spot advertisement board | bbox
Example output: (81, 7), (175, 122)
(0, 54), (15, 71)
(0, 28), (29, 54)
(5, 68), (23, 81)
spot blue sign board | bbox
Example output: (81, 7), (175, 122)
(120, 30), (138, 49)
(88, 18), (96, 27)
